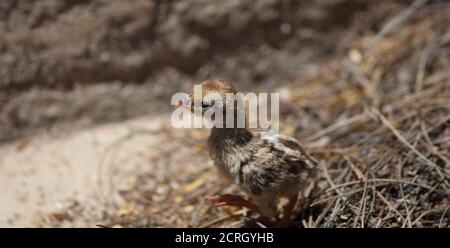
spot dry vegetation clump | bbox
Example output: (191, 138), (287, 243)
(285, 6), (450, 227)
(94, 3), (449, 228)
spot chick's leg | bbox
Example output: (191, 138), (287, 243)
(282, 194), (298, 221)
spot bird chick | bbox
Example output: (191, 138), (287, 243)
(182, 80), (317, 221)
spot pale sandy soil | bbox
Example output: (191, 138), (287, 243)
(0, 115), (168, 227)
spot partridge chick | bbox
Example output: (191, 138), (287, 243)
(182, 80), (317, 221)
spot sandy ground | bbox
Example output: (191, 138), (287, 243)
(0, 114), (168, 227)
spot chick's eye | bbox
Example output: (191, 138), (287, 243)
(201, 102), (210, 109)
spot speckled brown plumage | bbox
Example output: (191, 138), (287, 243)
(185, 80), (317, 219)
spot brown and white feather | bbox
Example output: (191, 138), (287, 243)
(190, 80), (317, 217)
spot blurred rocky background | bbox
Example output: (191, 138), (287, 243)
(0, 0), (408, 141)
